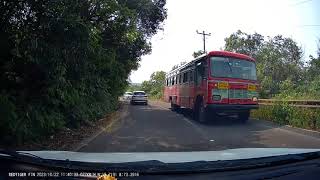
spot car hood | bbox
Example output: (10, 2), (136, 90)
(20, 148), (320, 163)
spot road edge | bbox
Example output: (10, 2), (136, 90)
(73, 102), (128, 151)
(251, 118), (320, 139)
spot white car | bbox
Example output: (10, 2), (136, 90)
(131, 91), (148, 105)
(123, 92), (133, 101)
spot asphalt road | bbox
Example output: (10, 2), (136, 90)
(79, 100), (320, 152)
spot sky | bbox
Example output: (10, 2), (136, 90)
(130, 0), (320, 83)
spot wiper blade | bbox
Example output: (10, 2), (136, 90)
(0, 149), (75, 169)
(0, 149), (44, 162)
(226, 58), (233, 72)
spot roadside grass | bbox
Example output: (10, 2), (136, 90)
(251, 103), (320, 131)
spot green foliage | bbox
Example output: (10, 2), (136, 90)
(0, 0), (167, 144)
(141, 80), (152, 94)
(251, 104), (320, 130)
(276, 81), (320, 100)
(250, 38), (320, 129)
(127, 83), (142, 92)
(289, 108), (319, 130)
(225, 30), (264, 59)
(141, 71), (166, 99)
(270, 102), (294, 125)
(307, 41), (320, 81)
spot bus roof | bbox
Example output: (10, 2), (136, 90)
(166, 51), (255, 77)
(208, 51), (255, 62)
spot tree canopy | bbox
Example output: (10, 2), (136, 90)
(141, 71), (166, 99)
(224, 30), (306, 97)
(0, 0), (167, 144)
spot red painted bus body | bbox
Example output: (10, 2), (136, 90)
(163, 51), (259, 123)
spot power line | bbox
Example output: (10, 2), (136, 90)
(297, 25), (320, 28)
(299, 25), (320, 27)
(290, 0), (312, 6)
(196, 30), (211, 53)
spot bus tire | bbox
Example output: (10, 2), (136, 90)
(238, 111), (250, 123)
(195, 99), (207, 123)
(170, 100), (176, 111)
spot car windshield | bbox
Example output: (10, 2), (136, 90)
(210, 56), (257, 80)
(1, 0), (320, 178)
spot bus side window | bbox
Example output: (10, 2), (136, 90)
(183, 72), (188, 83)
(196, 62), (205, 85)
(182, 73), (185, 83)
(176, 75), (179, 84)
(190, 70), (193, 82)
(203, 61), (208, 77)
(186, 72), (188, 83)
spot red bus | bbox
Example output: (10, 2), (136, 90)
(163, 51), (259, 123)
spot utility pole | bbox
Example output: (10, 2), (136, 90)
(196, 30), (211, 53)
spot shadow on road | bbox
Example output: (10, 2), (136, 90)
(172, 107), (247, 126)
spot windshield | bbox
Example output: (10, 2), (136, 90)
(210, 56), (257, 80)
(133, 92), (146, 95)
(1, 0), (320, 178)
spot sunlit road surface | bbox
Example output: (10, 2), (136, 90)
(79, 100), (320, 152)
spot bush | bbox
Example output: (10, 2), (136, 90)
(270, 102), (294, 125)
(250, 106), (273, 121)
(251, 103), (320, 130)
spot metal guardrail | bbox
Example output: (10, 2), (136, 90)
(259, 99), (320, 108)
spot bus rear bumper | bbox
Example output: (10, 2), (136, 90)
(205, 104), (259, 112)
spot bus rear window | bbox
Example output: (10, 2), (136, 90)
(133, 92), (146, 95)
